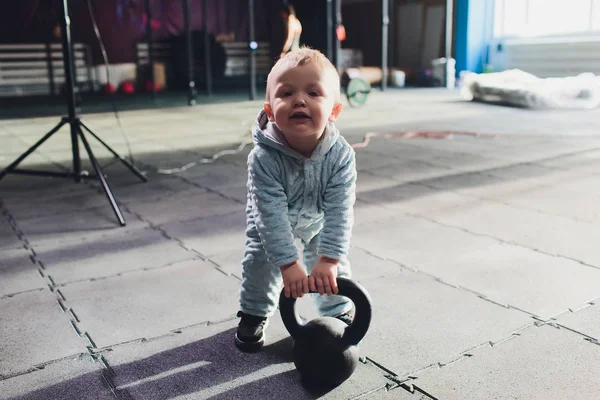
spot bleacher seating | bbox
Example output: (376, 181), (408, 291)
(0, 43), (94, 97)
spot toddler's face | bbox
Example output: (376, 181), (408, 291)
(265, 62), (341, 145)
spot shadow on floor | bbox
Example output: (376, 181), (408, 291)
(4, 328), (345, 400)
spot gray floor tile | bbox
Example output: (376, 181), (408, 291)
(552, 173), (600, 197)
(347, 246), (404, 283)
(126, 190), (242, 225)
(444, 173), (552, 200)
(0, 135), (29, 154)
(0, 247), (45, 296)
(355, 150), (401, 172)
(366, 160), (452, 184)
(0, 290), (89, 376)
(416, 169), (506, 192)
(431, 201), (600, 269)
(0, 236), (23, 252)
(33, 227), (197, 284)
(0, 354), (115, 400)
(461, 166), (598, 200)
(554, 302), (600, 340)
(356, 171), (400, 194)
(360, 386), (436, 399)
(484, 142), (593, 164)
(16, 207), (149, 248)
(3, 189), (119, 220)
(104, 318), (392, 400)
(536, 148), (600, 173)
(353, 200), (399, 227)
(159, 211), (246, 258)
(412, 325), (600, 400)
(208, 250), (243, 277)
(395, 136), (512, 157)
(179, 162), (248, 190)
(1, 181), (96, 207)
(109, 177), (205, 203)
(356, 271), (533, 378)
(0, 175), (90, 200)
(445, 170), (600, 224)
(0, 218), (23, 251)
(104, 149), (202, 171)
(353, 214), (600, 319)
(0, 216), (16, 235)
(211, 184), (247, 203)
(482, 184), (600, 223)
(420, 151), (509, 172)
(485, 162), (564, 181)
(0, 152), (57, 169)
(356, 181), (472, 217)
(61, 259), (241, 348)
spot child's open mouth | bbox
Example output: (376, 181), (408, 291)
(290, 112), (310, 120)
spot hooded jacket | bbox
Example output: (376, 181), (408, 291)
(246, 110), (356, 269)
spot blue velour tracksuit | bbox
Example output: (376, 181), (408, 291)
(239, 110), (357, 318)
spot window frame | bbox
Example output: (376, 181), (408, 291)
(492, 0), (600, 39)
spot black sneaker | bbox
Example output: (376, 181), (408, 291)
(334, 311), (354, 326)
(334, 307), (364, 348)
(333, 304), (356, 326)
(333, 306), (365, 350)
(235, 311), (268, 353)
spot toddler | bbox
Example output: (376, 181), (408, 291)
(236, 47), (357, 352)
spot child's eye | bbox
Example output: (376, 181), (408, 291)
(282, 91), (293, 97)
(309, 91), (320, 97)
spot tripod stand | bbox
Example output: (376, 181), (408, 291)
(0, 0), (147, 226)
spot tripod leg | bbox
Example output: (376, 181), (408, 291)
(77, 126), (126, 226)
(0, 118), (68, 181)
(79, 120), (148, 183)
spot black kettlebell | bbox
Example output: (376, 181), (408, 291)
(279, 277), (372, 388)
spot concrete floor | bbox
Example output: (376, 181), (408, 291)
(1, 89), (600, 399)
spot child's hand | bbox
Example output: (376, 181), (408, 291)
(309, 257), (339, 296)
(280, 261), (309, 299)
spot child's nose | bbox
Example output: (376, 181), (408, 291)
(294, 96), (307, 107)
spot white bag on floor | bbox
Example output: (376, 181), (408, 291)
(461, 69), (600, 110)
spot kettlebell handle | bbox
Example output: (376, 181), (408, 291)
(278, 277), (372, 347)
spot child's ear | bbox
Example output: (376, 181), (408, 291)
(328, 102), (343, 122)
(264, 103), (275, 121)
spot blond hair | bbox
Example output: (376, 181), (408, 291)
(266, 47), (341, 103)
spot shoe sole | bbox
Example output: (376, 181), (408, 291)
(234, 320), (268, 353)
(234, 333), (265, 353)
